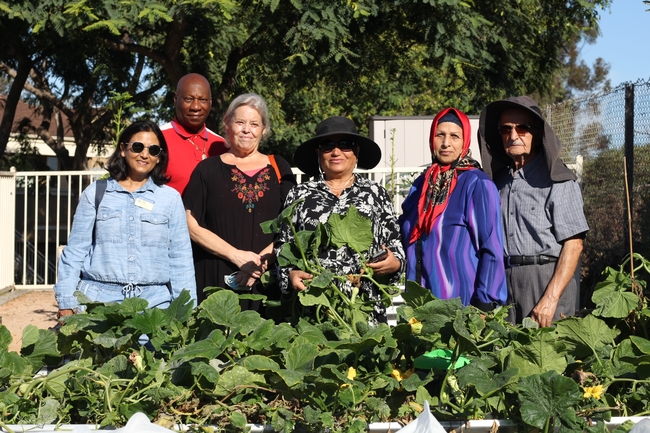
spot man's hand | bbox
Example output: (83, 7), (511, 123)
(289, 270), (313, 291)
(530, 296), (558, 327)
(529, 236), (583, 327)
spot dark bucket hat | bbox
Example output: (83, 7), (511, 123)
(293, 116), (382, 176)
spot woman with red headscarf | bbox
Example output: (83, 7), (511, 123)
(398, 108), (507, 310)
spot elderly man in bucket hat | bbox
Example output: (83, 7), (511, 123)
(478, 96), (589, 327)
(275, 116), (405, 323)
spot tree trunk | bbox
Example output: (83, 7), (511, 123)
(0, 53), (31, 155)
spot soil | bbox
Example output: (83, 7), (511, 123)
(0, 290), (58, 353)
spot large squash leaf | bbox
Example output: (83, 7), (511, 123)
(328, 205), (373, 253)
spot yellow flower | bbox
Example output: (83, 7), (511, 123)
(341, 366), (357, 388)
(391, 367), (414, 382)
(129, 351), (144, 372)
(583, 385), (604, 400)
(408, 317), (423, 335)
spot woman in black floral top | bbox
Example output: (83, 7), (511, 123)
(276, 117), (405, 321)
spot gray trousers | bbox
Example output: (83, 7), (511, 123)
(505, 262), (578, 324)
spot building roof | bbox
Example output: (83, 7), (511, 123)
(0, 97), (74, 137)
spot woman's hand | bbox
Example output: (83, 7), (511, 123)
(56, 309), (75, 321)
(289, 270), (313, 291)
(235, 250), (276, 287)
(232, 250), (262, 273)
(367, 247), (400, 275)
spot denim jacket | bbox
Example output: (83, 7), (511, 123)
(55, 177), (197, 310)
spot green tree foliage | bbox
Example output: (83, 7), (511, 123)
(0, 0), (611, 167)
(536, 26), (612, 106)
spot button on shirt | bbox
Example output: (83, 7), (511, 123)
(55, 177), (196, 309)
(495, 155), (589, 257)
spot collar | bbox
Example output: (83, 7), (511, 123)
(511, 153), (544, 181)
(108, 176), (158, 193)
(171, 119), (208, 141)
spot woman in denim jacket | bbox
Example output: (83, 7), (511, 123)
(55, 120), (197, 319)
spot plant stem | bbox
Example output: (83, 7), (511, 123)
(0, 420), (15, 433)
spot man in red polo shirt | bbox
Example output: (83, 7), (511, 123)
(161, 73), (228, 194)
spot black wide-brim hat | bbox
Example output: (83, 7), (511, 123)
(293, 116), (382, 176)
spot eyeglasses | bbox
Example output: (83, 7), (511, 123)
(181, 96), (210, 105)
(318, 140), (357, 153)
(125, 142), (163, 157)
(498, 124), (537, 136)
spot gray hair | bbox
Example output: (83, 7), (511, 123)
(222, 93), (270, 140)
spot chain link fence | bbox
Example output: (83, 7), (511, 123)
(545, 79), (650, 305)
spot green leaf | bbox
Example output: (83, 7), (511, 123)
(20, 327), (59, 369)
(245, 321), (297, 351)
(93, 330), (132, 349)
(123, 308), (167, 334)
(214, 365), (266, 397)
(284, 342), (319, 373)
(165, 289), (195, 322)
(507, 332), (567, 377)
(229, 411), (247, 428)
(309, 269), (335, 289)
(300, 290), (332, 308)
(414, 298), (463, 335)
(518, 370), (582, 431)
(402, 280), (437, 308)
(0, 349), (31, 376)
(555, 315), (619, 359)
(230, 310), (263, 335)
(277, 241), (303, 267)
(198, 290), (241, 326)
(401, 370), (434, 392)
(36, 398), (60, 425)
(276, 368), (306, 388)
(240, 355), (280, 371)
(328, 205), (373, 253)
(172, 329), (228, 361)
(262, 199), (304, 234)
(453, 309), (480, 355)
(0, 325), (12, 351)
(457, 359), (518, 396)
(592, 284), (639, 318)
(119, 297), (150, 313)
(630, 336), (650, 355)
(190, 361), (220, 384)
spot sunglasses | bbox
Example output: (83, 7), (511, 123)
(497, 124), (537, 136)
(125, 141), (163, 157)
(318, 140), (357, 153)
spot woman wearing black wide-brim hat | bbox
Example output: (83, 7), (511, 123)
(275, 116), (405, 323)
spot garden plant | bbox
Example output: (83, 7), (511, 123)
(1, 205), (650, 433)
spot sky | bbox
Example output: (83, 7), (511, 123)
(580, 1), (650, 87)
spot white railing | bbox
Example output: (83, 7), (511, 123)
(0, 166), (425, 291)
(0, 159), (582, 292)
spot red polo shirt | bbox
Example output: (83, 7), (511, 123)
(161, 119), (228, 194)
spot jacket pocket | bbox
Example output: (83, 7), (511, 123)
(96, 210), (123, 243)
(141, 213), (169, 247)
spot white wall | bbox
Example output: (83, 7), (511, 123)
(369, 115), (482, 169)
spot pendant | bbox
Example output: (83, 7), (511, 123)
(202, 154), (207, 160)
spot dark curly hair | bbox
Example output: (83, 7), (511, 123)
(106, 120), (170, 186)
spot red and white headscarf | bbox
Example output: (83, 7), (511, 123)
(408, 107), (481, 243)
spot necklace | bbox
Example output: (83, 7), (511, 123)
(188, 136), (207, 160)
(325, 174), (355, 192)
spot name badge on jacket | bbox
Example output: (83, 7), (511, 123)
(135, 198), (155, 210)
